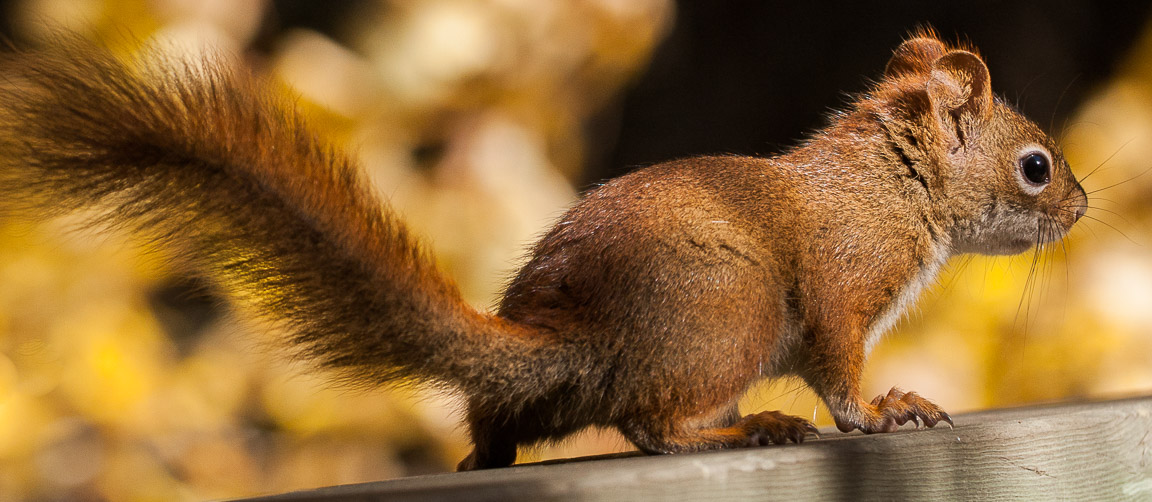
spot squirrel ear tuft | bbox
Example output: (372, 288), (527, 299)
(927, 50), (992, 119)
(884, 37), (948, 78)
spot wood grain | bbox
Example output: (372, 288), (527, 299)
(244, 396), (1152, 501)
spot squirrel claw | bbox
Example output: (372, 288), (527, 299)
(840, 387), (951, 434)
(805, 422), (821, 438)
(940, 411), (954, 429)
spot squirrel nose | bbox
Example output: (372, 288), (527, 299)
(1072, 186), (1088, 222)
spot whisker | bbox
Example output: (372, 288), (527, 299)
(1073, 205), (1133, 225)
(786, 382), (808, 411)
(770, 379), (809, 402)
(1057, 118), (1081, 146)
(1077, 217), (1102, 240)
(1056, 217), (1071, 326)
(1077, 137), (1135, 184)
(1045, 217), (1064, 326)
(1085, 165), (1152, 195)
(940, 254), (976, 294)
(1043, 217), (1059, 306)
(1049, 73), (1079, 134)
(1037, 220), (1052, 310)
(1069, 213), (1141, 245)
(1013, 224), (1044, 337)
(1086, 196), (1124, 209)
(981, 255), (993, 291)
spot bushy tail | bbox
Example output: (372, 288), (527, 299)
(0, 37), (561, 399)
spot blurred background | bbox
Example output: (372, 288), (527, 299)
(0, 0), (1150, 500)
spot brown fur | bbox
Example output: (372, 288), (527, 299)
(0, 33), (1086, 471)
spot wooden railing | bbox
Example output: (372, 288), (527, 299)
(243, 395), (1152, 501)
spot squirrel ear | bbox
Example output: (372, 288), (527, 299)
(884, 37), (948, 78)
(927, 50), (992, 120)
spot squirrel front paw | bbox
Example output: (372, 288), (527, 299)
(833, 387), (953, 434)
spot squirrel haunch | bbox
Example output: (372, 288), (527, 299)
(0, 32), (1086, 471)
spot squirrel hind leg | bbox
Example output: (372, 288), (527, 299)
(456, 426), (518, 471)
(621, 410), (819, 455)
(456, 413), (519, 471)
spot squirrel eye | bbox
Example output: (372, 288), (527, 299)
(1019, 152), (1051, 186)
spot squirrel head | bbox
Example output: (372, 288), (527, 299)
(874, 30), (1087, 256)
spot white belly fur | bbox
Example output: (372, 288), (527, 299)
(864, 244), (951, 355)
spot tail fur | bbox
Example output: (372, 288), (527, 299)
(0, 37), (560, 401)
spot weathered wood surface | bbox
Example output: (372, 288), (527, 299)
(244, 396), (1152, 501)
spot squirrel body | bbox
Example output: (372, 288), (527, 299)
(0, 32), (1086, 471)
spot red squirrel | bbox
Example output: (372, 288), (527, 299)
(0, 31), (1086, 471)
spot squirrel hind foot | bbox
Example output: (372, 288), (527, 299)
(622, 410), (819, 455)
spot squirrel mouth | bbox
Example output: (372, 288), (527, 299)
(1035, 216), (1071, 245)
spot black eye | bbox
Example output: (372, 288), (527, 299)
(1020, 152), (1051, 186)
